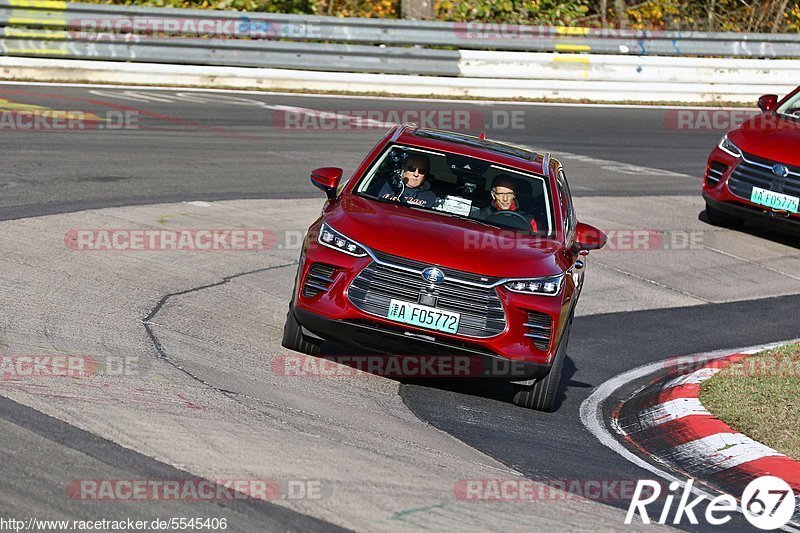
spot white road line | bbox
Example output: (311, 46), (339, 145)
(592, 261), (711, 303)
(549, 151), (694, 179)
(637, 398), (711, 428)
(701, 245), (800, 283)
(523, 144), (695, 179)
(579, 340), (800, 531)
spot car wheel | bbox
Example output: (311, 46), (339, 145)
(705, 203), (744, 229)
(281, 310), (321, 355)
(512, 319), (571, 412)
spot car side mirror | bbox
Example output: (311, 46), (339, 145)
(573, 222), (607, 252)
(310, 167), (343, 201)
(757, 94), (778, 113)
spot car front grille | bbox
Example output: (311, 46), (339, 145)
(302, 263), (337, 298)
(728, 153), (800, 200)
(524, 311), (552, 351)
(347, 253), (506, 338)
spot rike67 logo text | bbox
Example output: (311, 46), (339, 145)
(626, 477), (795, 530)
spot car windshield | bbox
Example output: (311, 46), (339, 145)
(355, 144), (554, 236)
(776, 92), (800, 119)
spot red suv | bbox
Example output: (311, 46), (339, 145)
(282, 125), (607, 411)
(703, 88), (800, 234)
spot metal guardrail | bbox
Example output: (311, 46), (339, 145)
(0, 0), (798, 75)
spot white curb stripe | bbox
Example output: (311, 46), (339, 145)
(666, 433), (786, 476)
(637, 397), (711, 428)
(662, 367), (721, 389)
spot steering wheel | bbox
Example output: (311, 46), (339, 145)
(486, 210), (531, 231)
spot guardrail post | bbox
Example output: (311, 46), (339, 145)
(615, 0), (629, 28)
(401, 0), (433, 20)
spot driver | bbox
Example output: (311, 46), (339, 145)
(480, 174), (539, 232)
(375, 153), (438, 208)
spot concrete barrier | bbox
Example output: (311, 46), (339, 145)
(1, 55), (794, 103)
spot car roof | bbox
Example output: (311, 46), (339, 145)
(392, 124), (550, 177)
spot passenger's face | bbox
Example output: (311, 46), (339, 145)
(403, 157), (428, 188)
(492, 186), (516, 210)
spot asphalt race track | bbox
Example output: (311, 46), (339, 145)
(1, 83), (798, 532)
(1, 83), (719, 221)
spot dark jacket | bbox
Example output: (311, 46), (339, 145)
(480, 200), (539, 233)
(374, 179), (438, 208)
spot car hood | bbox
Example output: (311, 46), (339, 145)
(326, 195), (566, 279)
(730, 114), (800, 166)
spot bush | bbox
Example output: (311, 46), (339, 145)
(436, 0), (591, 25)
(87, 0), (398, 16)
(82, 0), (799, 31)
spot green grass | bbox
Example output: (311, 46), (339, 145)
(700, 343), (800, 460)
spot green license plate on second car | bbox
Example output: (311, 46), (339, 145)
(750, 186), (800, 214)
(387, 299), (460, 334)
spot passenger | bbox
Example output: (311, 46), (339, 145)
(480, 174), (539, 233)
(375, 153), (438, 208)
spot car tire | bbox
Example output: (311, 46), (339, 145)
(281, 310), (321, 355)
(512, 319), (571, 412)
(705, 203), (744, 229)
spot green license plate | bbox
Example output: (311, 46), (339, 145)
(750, 186), (799, 214)
(387, 299), (460, 335)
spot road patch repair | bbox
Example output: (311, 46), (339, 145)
(608, 345), (800, 527)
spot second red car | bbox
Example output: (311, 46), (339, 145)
(703, 87), (800, 234)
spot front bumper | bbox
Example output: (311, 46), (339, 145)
(703, 193), (800, 233)
(290, 228), (571, 375)
(702, 146), (800, 234)
(293, 307), (551, 380)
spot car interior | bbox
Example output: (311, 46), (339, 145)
(360, 145), (552, 234)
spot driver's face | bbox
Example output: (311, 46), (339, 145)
(492, 186), (516, 210)
(403, 157), (428, 189)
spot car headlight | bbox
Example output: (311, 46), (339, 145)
(718, 134), (742, 158)
(504, 274), (564, 296)
(317, 222), (368, 257)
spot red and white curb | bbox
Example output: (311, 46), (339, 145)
(580, 342), (800, 530)
(616, 352), (800, 491)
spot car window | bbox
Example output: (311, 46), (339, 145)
(556, 168), (576, 238)
(776, 92), (800, 118)
(356, 144), (554, 236)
